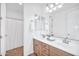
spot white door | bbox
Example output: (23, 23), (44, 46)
(5, 18), (23, 51)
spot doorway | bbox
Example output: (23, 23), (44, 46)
(5, 3), (24, 56)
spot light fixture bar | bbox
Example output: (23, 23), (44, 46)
(46, 3), (64, 13)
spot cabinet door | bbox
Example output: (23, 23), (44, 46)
(33, 39), (49, 56)
(33, 39), (42, 56)
(49, 46), (59, 56)
(40, 42), (49, 56)
(49, 45), (73, 56)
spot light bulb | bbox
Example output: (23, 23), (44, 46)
(46, 6), (49, 11)
(34, 14), (39, 19)
(58, 5), (63, 8)
(49, 9), (53, 13)
(55, 3), (59, 5)
(19, 3), (22, 5)
(53, 7), (56, 11)
(35, 16), (39, 19)
(50, 4), (54, 8)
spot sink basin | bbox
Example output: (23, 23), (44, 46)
(47, 37), (55, 41)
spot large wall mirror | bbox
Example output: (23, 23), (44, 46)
(67, 8), (79, 40)
(30, 3), (79, 41)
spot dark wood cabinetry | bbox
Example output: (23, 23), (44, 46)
(33, 39), (73, 56)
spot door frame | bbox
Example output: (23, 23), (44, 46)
(1, 3), (6, 56)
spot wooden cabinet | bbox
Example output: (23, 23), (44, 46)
(33, 39), (49, 56)
(40, 41), (49, 56)
(33, 39), (73, 56)
(33, 39), (42, 56)
(49, 46), (73, 56)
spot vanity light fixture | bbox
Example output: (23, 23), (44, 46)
(53, 7), (56, 11)
(49, 9), (53, 13)
(19, 3), (22, 5)
(34, 14), (39, 19)
(57, 4), (63, 8)
(46, 3), (64, 13)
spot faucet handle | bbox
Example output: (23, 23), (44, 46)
(65, 37), (68, 39)
(63, 37), (71, 44)
(51, 33), (54, 36)
(68, 33), (70, 36)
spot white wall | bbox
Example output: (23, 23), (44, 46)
(6, 3), (23, 20)
(6, 10), (23, 20)
(24, 3), (43, 55)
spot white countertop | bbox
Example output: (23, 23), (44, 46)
(33, 32), (79, 56)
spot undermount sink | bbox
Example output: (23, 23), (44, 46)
(41, 34), (55, 41)
(46, 37), (56, 41)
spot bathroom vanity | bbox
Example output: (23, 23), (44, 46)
(32, 32), (79, 56)
(28, 4), (79, 56)
(33, 39), (73, 56)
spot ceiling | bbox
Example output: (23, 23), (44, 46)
(6, 3), (23, 13)
(6, 3), (79, 17)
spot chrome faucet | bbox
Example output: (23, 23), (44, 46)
(63, 37), (70, 44)
(63, 34), (71, 44)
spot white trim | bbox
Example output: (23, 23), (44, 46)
(1, 3), (6, 56)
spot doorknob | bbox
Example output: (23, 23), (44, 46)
(0, 35), (2, 39)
